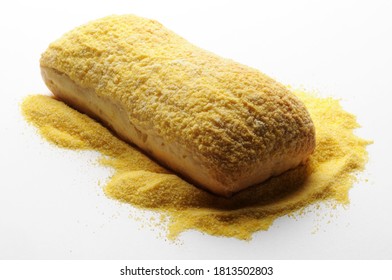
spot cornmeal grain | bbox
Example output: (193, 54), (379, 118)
(21, 90), (371, 240)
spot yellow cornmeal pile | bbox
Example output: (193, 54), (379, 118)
(21, 90), (371, 240)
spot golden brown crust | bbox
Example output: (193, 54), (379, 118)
(40, 15), (315, 196)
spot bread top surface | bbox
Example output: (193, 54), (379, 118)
(40, 15), (315, 175)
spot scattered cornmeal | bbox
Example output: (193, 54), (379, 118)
(21, 90), (371, 240)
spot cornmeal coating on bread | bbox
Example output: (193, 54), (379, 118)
(40, 15), (315, 196)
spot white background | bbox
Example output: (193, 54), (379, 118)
(0, 0), (391, 259)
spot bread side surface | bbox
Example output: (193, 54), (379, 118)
(40, 15), (315, 196)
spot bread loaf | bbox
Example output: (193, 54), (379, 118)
(40, 15), (315, 197)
